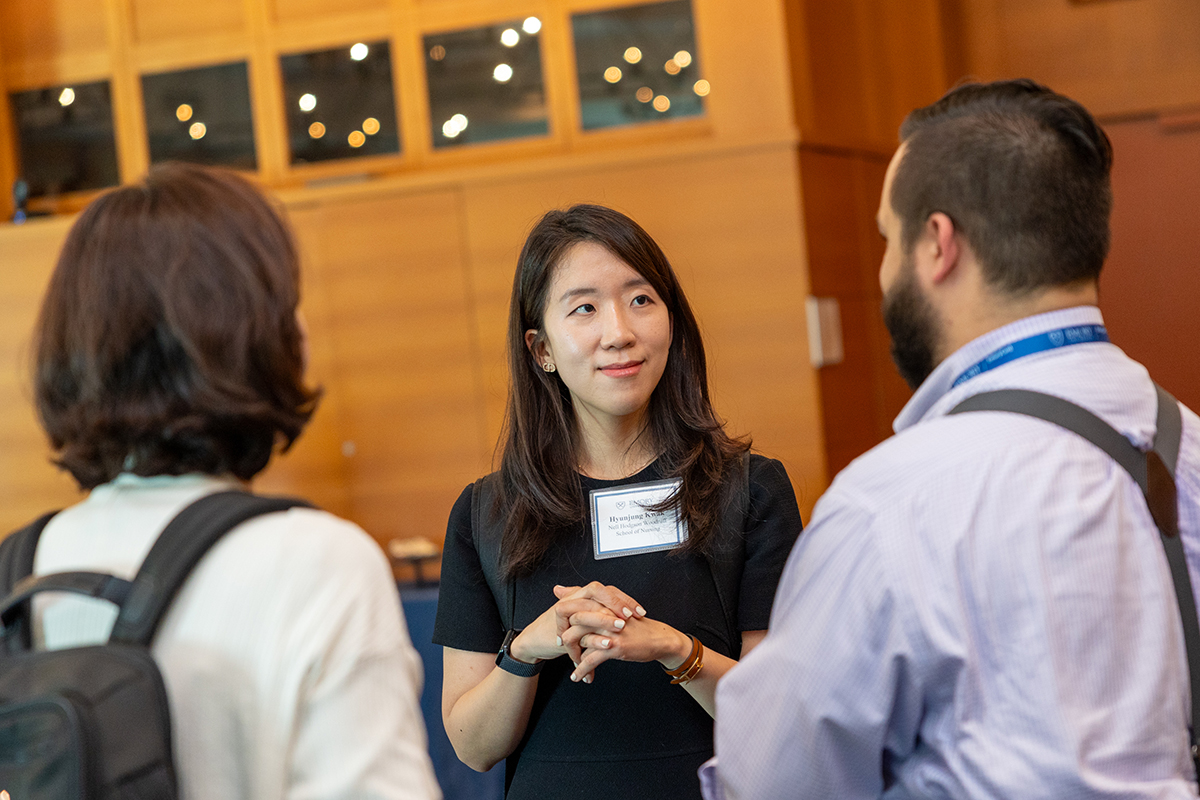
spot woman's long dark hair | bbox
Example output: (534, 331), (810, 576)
(496, 204), (748, 578)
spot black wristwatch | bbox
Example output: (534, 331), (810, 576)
(495, 629), (543, 677)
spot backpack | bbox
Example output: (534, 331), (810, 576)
(0, 490), (311, 799)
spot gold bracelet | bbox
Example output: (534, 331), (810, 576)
(663, 635), (705, 685)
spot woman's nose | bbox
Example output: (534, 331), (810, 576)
(600, 306), (635, 349)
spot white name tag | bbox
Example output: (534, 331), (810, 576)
(590, 479), (688, 560)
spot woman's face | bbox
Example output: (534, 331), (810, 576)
(527, 241), (671, 431)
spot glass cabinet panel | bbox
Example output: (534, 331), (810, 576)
(281, 41), (401, 164)
(424, 18), (549, 149)
(572, 0), (706, 131)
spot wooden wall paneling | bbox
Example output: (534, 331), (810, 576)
(0, 0), (110, 85)
(129, 0), (246, 45)
(539, 0), (579, 148)
(0, 217), (84, 534)
(389, 1), (432, 168)
(461, 144), (827, 516)
(245, 0), (290, 183)
(955, 0), (1200, 117)
(785, 0), (947, 152)
(687, 0), (794, 144)
(272, 0), (388, 26)
(102, 0), (150, 183)
(0, 33), (16, 221)
(799, 147), (910, 477)
(299, 188), (490, 551)
(252, 204), (355, 519)
(1099, 116), (1200, 411)
(271, 9), (392, 54)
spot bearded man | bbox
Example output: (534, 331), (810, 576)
(703, 80), (1200, 798)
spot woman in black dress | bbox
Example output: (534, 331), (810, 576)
(433, 204), (803, 799)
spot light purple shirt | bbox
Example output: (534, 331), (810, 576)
(703, 307), (1200, 799)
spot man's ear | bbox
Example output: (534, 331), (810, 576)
(923, 212), (962, 284)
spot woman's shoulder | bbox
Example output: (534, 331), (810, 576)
(746, 452), (793, 487)
(219, 506), (390, 580)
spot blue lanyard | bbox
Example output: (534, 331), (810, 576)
(951, 324), (1109, 388)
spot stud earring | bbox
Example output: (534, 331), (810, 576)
(543, 362), (557, 373)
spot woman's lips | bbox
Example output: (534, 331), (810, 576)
(599, 361), (643, 378)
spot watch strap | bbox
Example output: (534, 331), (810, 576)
(496, 629), (542, 677)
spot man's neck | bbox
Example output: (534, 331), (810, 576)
(938, 280), (1100, 362)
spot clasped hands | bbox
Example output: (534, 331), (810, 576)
(507, 581), (692, 685)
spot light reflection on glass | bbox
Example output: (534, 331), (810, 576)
(442, 113), (469, 138)
(425, 20), (547, 148)
(58, 87), (76, 106)
(573, 1), (705, 130)
(280, 40), (399, 164)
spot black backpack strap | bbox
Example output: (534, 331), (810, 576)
(1, 571), (134, 630)
(109, 490), (313, 646)
(949, 384), (1198, 779)
(0, 511), (61, 651)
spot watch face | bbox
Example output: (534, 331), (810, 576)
(496, 629), (541, 676)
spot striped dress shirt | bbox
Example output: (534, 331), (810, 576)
(704, 306), (1200, 799)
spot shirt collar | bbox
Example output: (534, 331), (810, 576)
(893, 305), (1106, 433)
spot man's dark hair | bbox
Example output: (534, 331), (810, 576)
(497, 204), (749, 578)
(35, 162), (320, 489)
(892, 79), (1113, 295)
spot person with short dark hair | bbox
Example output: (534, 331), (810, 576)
(704, 80), (1200, 798)
(29, 162), (441, 800)
(433, 204), (803, 799)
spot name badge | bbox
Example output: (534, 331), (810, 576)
(590, 479), (688, 560)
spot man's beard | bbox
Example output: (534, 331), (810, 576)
(882, 259), (942, 390)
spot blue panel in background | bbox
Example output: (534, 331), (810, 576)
(399, 584), (505, 800)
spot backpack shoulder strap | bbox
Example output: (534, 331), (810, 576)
(109, 490), (314, 646)
(0, 511), (61, 650)
(0, 511), (58, 596)
(949, 384), (1198, 779)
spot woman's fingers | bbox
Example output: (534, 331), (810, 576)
(554, 582), (646, 620)
(552, 598), (620, 639)
(567, 610), (625, 631)
(570, 643), (619, 683)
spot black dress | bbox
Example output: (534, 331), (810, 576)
(433, 455), (802, 800)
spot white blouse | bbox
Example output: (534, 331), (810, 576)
(33, 473), (441, 800)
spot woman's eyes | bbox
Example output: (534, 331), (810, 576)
(569, 295), (653, 315)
